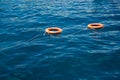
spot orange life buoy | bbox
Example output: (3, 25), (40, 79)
(88, 23), (104, 29)
(45, 27), (62, 34)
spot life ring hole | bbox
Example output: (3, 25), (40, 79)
(49, 29), (59, 32)
(91, 24), (100, 26)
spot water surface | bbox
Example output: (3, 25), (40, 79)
(0, 0), (120, 80)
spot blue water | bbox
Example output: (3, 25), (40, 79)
(0, 0), (120, 80)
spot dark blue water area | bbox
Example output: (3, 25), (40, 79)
(0, 0), (120, 80)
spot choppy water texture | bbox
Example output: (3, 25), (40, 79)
(0, 0), (120, 80)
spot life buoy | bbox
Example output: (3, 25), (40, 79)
(88, 23), (104, 29)
(45, 27), (62, 34)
